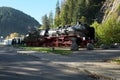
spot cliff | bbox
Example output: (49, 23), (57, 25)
(100, 0), (120, 23)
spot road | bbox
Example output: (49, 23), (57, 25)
(0, 46), (95, 80)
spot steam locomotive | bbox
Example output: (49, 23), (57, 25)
(24, 22), (95, 47)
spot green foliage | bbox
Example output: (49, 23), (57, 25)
(60, 3), (69, 25)
(112, 59), (120, 64)
(55, 0), (60, 15)
(41, 11), (54, 29)
(101, 13), (120, 44)
(0, 7), (40, 37)
(92, 13), (120, 44)
(80, 16), (87, 24)
(54, 0), (61, 27)
(54, 0), (104, 26)
(109, 58), (120, 64)
(42, 14), (49, 29)
(117, 4), (120, 10)
(91, 21), (101, 37)
(41, 0), (104, 27)
(48, 11), (54, 28)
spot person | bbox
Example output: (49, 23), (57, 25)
(18, 38), (21, 44)
(11, 38), (14, 46)
(12, 38), (16, 46)
(44, 27), (50, 36)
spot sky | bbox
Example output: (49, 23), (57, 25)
(0, 0), (61, 24)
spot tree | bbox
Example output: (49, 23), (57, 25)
(5, 32), (20, 39)
(60, 3), (69, 25)
(80, 16), (87, 24)
(42, 14), (49, 29)
(54, 0), (61, 27)
(48, 11), (54, 28)
(65, 0), (75, 24)
(54, 0), (104, 25)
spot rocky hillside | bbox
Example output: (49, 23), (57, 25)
(0, 7), (40, 37)
(100, 0), (120, 23)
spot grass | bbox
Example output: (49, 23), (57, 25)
(21, 47), (72, 55)
(107, 58), (120, 64)
(111, 59), (120, 64)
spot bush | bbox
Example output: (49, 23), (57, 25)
(91, 13), (120, 45)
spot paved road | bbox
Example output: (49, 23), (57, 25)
(0, 46), (96, 80)
(17, 47), (120, 80)
(69, 48), (120, 62)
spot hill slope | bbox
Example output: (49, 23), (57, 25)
(0, 7), (40, 37)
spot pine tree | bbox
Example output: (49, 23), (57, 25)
(65, 0), (75, 24)
(48, 11), (54, 28)
(54, 0), (104, 25)
(54, 0), (61, 27)
(60, 3), (69, 25)
(42, 14), (49, 29)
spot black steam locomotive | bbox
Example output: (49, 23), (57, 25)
(24, 22), (95, 47)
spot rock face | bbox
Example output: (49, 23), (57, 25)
(100, 0), (120, 23)
(0, 7), (40, 37)
(100, 44), (109, 49)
